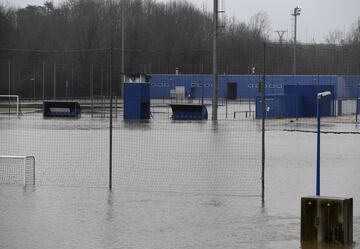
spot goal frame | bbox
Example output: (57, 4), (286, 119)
(0, 95), (20, 116)
(0, 155), (35, 186)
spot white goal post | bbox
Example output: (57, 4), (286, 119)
(0, 155), (35, 186)
(0, 95), (20, 116)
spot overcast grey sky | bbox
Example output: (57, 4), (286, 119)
(3, 0), (360, 43)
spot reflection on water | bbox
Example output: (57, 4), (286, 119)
(301, 241), (354, 249)
(0, 185), (303, 249)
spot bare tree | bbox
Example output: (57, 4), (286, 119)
(325, 29), (345, 45)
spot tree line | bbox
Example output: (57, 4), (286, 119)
(0, 0), (359, 98)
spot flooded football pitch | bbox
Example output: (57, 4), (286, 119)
(1, 108), (359, 249)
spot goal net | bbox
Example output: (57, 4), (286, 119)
(0, 95), (20, 116)
(0, 156), (35, 185)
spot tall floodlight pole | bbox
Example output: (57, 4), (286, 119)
(121, 6), (125, 98)
(292, 6), (301, 75)
(212, 0), (219, 121)
(316, 91), (331, 196)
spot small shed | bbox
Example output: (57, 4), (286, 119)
(123, 73), (151, 120)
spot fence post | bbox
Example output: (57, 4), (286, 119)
(115, 95), (118, 118)
(91, 64), (94, 118)
(261, 42), (266, 205)
(356, 97), (359, 125)
(109, 48), (113, 190)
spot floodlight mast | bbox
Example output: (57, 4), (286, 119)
(292, 6), (301, 76)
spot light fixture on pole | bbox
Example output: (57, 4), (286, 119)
(292, 6), (301, 75)
(316, 91), (331, 196)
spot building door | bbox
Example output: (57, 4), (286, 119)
(227, 83), (237, 100)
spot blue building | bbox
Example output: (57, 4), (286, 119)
(123, 74), (151, 120)
(149, 74), (360, 100)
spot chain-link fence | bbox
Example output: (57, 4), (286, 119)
(0, 107), (262, 197)
(1, 43), (360, 197)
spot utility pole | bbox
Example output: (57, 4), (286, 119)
(212, 0), (219, 121)
(275, 30), (287, 44)
(275, 31), (286, 74)
(292, 7), (301, 75)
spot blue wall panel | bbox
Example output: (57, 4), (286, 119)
(284, 85), (335, 117)
(256, 94), (302, 119)
(341, 76), (360, 99)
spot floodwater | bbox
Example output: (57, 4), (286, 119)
(0, 110), (359, 249)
